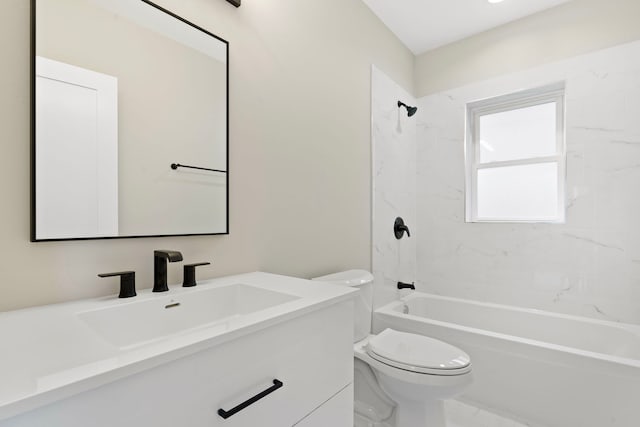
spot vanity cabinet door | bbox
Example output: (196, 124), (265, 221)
(0, 301), (353, 427)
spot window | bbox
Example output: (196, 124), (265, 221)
(465, 83), (565, 223)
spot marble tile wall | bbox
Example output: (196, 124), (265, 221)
(416, 40), (640, 324)
(371, 66), (417, 308)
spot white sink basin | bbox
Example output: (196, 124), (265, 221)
(78, 283), (299, 348)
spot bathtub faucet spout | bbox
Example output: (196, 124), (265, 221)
(397, 281), (415, 290)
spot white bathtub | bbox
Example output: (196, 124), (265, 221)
(373, 292), (640, 427)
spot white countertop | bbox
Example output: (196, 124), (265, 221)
(0, 272), (356, 421)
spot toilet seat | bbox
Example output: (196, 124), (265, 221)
(366, 329), (471, 376)
(354, 340), (472, 389)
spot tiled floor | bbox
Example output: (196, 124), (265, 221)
(355, 399), (535, 427)
(446, 400), (533, 427)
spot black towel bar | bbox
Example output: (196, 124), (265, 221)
(171, 163), (227, 173)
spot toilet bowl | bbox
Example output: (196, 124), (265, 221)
(313, 270), (473, 427)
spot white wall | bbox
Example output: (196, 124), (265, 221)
(0, 0), (414, 312)
(371, 66), (416, 308)
(415, 0), (640, 97)
(417, 40), (640, 324)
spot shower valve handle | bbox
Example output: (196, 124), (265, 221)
(394, 217), (411, 239)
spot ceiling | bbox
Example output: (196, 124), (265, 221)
(362, 0), (574, 55)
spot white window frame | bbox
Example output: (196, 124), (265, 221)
(465, 82), (566, 223)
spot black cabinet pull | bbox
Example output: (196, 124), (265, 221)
(217, 379), (283, 420)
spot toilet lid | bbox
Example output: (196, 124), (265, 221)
(366, 329), (471, 375)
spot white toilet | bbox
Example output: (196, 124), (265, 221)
(313, 270), (473, 427)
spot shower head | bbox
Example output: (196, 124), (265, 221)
(398, 101), (418, 117)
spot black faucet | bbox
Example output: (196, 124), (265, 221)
(153, 250), (183, 292)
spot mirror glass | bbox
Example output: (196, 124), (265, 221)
(33, 0), (228, 241)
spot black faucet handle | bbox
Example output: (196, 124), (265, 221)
(397, 281), (415, 290)
(183, 262), (211, 287)
(98, 271), (136, 298)
(394, 217), (411, 239)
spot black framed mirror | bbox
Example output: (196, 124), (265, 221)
(31, 0), (229, 241)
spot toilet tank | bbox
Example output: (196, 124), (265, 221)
(312, 270), (374, 343)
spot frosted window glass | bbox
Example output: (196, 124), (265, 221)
(477, 163), (559, 220)
(479, 102), (557, 163)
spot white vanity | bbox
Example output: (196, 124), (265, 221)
(0, 273), (356, 426)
